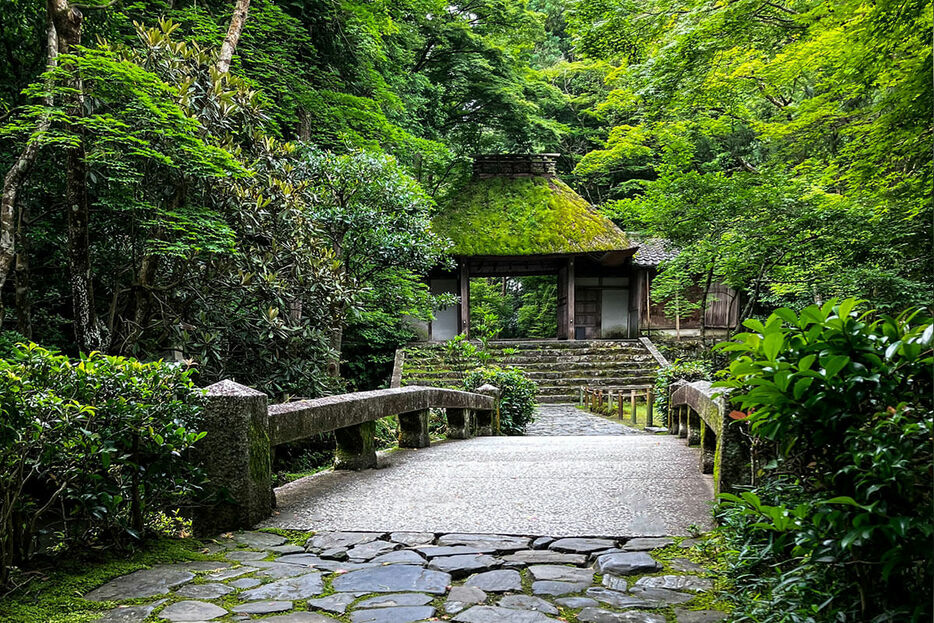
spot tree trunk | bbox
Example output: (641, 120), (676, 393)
(14, 203), (31, 338)
(327, 324), (343, 379)
(51, 0), (104, 352)
(217, 0), (251, 74)
(0, 20), (58, 295)
(297, 108), (311, 141)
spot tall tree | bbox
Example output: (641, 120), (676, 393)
(217, 0), (250, 73)
(0, 17), (57, 298)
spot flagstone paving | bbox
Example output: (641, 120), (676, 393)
(86, 531), (728, 623)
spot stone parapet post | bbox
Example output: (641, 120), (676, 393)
(193, 380), (273, 536)
(716, 416), (752, 496)
(475, 384), (501, 435)
(668, 380), (686, 433)
(335, 421), (378, 470)
(446, 408), (474, 439)
(686, 410), (701, 446)
(700, 422), (716, 474)
(399, 409), (430, 448)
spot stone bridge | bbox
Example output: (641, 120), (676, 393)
(84, 381), (747, 623)
(193, 379), (749, 538)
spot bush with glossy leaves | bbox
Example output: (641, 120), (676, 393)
(463, 366), (537, 435)
(713, 299), (933, 622)
(0, 343), (206, 586)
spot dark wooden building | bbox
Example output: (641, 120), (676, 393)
(416, 154), (739, 341)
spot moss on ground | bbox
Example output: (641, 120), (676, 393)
(0, 537), (225, 623)
(434, 176), (632, 256)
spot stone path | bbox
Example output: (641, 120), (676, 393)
(264, 404), (713, 536)
(265, 432), (714, 536)
(87, 530), (727, 623)
(525, 404), (641, 436)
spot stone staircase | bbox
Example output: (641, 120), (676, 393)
(395, 339), (664, 404)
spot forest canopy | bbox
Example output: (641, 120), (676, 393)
(0, 0), (929, 392)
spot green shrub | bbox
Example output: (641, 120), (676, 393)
(653, 359), (710, 426)
(463, 366), (537, 435)
(0, 343), (206, 586)
(713, 299), (933, 622)
(0, 330), (26, 358)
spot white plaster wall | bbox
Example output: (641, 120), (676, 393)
(601, 289), (630, 337)
(430, 278), (459, 341)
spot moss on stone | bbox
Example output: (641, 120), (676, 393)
(433, 176), (632, 256)
(248, 418), (272, 483)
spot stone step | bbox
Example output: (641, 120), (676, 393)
(405, 346), (650, 358)
(404, 355), (657, 367)
(535, 384), (653, 396)
(405, 375), (656, 388)
(400, 338), (662, 403)
(405, 367), (655, 379)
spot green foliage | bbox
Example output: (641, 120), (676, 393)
(569, 0), (931, 315)
(463, 365), (538, 435)
(469, 276), (558, 340)
(515, 276), (557, 338)
(713, 299), (933, 621)
(0, 331), (27, 358)
(653, 359), (710, 426)
(0, 343), (205, 585)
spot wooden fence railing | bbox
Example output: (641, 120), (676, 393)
(580, 385), (655, 427)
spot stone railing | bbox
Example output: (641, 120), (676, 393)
(669, 380), (750, 496)
(193, 381), (499, 535)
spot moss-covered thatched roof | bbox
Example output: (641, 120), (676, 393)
(434, 176), (633, 257)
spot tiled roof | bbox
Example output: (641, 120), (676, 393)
(631, 235), (678, 267)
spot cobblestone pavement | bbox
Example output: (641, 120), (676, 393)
(85, 530), (727, 623)
(525, 404), (643, 436)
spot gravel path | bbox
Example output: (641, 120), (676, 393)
(264, 432), (714, 536)
(525, 403), (642, 436)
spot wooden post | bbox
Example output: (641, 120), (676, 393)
(646, 388), (654, 427)
(458, 260), (470, 338)
(630, 389), (637, 425)
(618, 391), (624, 420)
(567, 257), (576, 339)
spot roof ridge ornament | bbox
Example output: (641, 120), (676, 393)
(472, 153), (560, 178)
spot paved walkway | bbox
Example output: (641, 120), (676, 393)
(525, 403), (641, 435)
(84, 530), (727, 623)
(264, 405), (714, 536)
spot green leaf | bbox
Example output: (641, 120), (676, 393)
(792, 377), (813, 400)
(821, 355), (850, 379)
(762, 332), (785, 361)
(772, 308), (799, 326)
